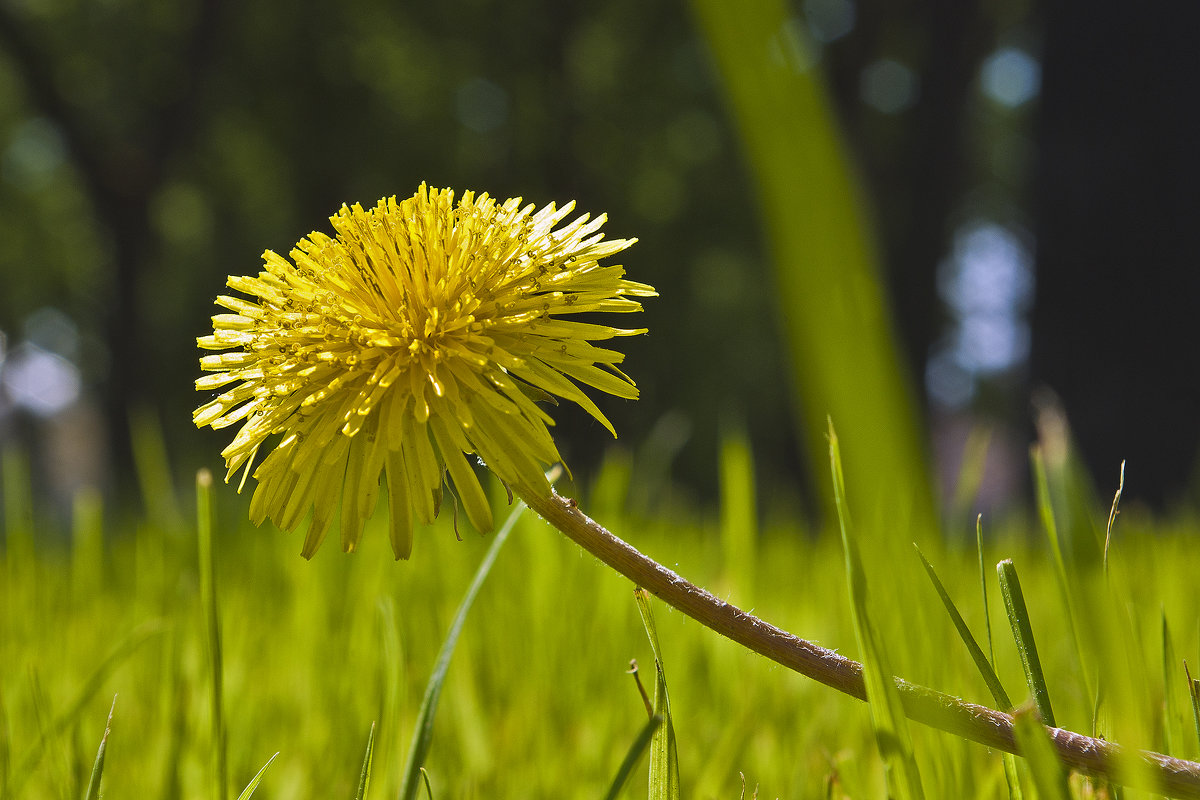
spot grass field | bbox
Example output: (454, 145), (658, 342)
(4, 436), (1199, 799)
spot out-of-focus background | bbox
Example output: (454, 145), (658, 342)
(1, 0), (1198, 525)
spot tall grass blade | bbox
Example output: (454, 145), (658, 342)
(197, 468), (227, 800)
(976, 518), (998, 670)
(1012, 706), (1071, 800)
(1031, 448), (1068, 583)
(602, 714), (663, 800)
(914, 545), (1012, 710)
(159, 633), (188, 800)
(81, 696), (116, 800)
(2, 447), (35, 569)
(0, 684), (9, 794)
(980, 525), (1024, 800)
(997, 559), (1055, 727)
(949, 426), (992, 530)
(719, 423), (757, 601)
(1185, 662), (1200, 756)
(355, 723), (376, 800)
(634, 588), (680, 800)
(1103, 461), (1125, 577)
(396, 500), (522, 800)
(1002, 754), (1025, 800)
(688, 0), (936, 533)
(233, 752), (278, 800)
(1033, 397), (1103, 562)
(70, 487), (105, 602)
(132, 409), (184, 531)
(829, 421), (924, 800)
(1164, 617), (1180, 757)
(376, 598), (404, 799)
(1031, 446), (1092, 705)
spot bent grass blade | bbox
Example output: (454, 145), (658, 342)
(634, 588), (680, 800)
(603, 713), (663, 800)
(829, 421), (924, 800)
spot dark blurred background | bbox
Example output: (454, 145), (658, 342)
(1, 0), (1198, 521)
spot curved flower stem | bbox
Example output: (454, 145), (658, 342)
(520, 488), (1200, 799)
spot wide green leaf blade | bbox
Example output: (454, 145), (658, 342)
(688, 0), (935, 534)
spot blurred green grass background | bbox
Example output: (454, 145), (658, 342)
(3, 0), (1200, 796)
(4, 437), (1200, 797)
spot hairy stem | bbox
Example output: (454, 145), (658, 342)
(521, 489), (1200, 799)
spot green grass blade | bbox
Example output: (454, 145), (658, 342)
(997, 559), (1055, 727)
(197, 468), (227, 800)
(376, 599), (404, 800)
(1031, 448), (1067, 584)
(0, 685), (9, 795)
(949, 426), (992, 531)
(1030, 447), (1093, 706)
(633, 588), (680, 800)
(2, 447), (35, 573)
(1033, 399), (1104, 563)
(976, 517), (998, 669)
(602, 714), (663, 800)
(719, 423), (757, 601)
(1185, 662), (1200, 755)
(70, 487), (105, 602)
(688, 0), (936, 534)
(914, 545), (1012, 710)
(131, 408), (184, 531)
(829, 422), (924, 800)
(234, 752), (279, 800)
(1103, 461), (1125, 577)
(1012, 706), (1070, 800)
(396, 500), (522, 800)
(1002, 752), (1025, 800)
(1163, 616), (1179, 757)
(980, 522), (1027, 800)
(355, 723), (376, 800)
(81, 696), (116, 800)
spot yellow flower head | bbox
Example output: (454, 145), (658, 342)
(195, 184), (654, 559)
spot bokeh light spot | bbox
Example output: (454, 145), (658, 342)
(981, 47), (1041, 108)
(860, 59), (918, 114)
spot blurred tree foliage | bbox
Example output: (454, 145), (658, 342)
(1, 0), (793, 503)
(10, 0), (1190, 517)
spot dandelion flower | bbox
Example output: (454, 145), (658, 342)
(194, 184), (654, 559)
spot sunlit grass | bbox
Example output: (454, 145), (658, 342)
(3, 442), (1199, 797)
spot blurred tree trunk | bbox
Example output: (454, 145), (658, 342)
(824, 0), (993, 409)
(1030, 0), (1200, 506)
(0, 1), (225, 496)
